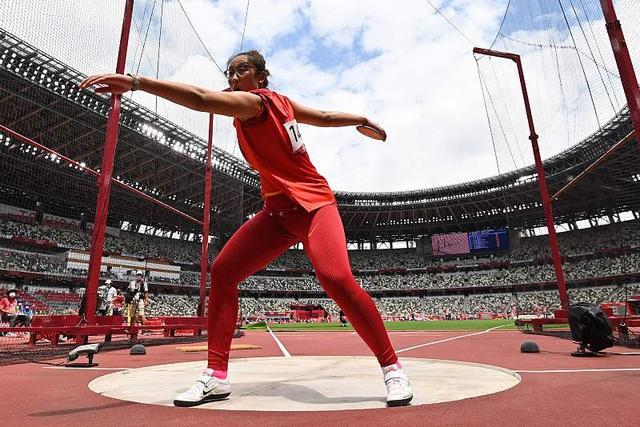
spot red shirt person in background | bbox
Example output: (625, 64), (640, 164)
(0, 290), (27, 329)
(111, 292), (125, 317)
(81, 49), (412, 407)
(0, 290), (18, 314)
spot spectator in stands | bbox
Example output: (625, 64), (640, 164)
(127, 271), (148, 326)
(35, 201), (43, 225)
(80, 212), (88, 232)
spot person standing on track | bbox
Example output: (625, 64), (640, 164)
(80, 50), (413, 407)
(105, 279), (117, 316)
(127, 271), (148, 327)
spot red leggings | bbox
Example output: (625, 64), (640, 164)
(207, 194), (398, 370)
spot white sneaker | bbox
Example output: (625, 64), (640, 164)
(173, 370), (231, 407)
(383, 364), (413, 407)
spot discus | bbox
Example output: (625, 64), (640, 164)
(356, 124), (386, 141)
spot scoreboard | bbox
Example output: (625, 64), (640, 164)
(468, 228), (509, 252)
(432, 228), (510, 256)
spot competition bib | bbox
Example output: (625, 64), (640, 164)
(283, 119), (305, 153)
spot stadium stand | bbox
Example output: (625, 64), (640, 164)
(1, 206), (640, 321)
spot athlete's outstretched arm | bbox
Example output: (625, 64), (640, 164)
(290, 99), (386, 139)
(79, 74), (261, 120)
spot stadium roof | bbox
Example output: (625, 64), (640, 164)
(1, 30), (639, 242)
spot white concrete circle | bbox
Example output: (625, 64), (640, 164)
(89, 356), (520, 411)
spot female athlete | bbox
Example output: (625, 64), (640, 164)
(80, 50), (412, 407)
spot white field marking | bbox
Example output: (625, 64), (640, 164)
(396, 325), (508, 354)
(273, 333), (353, 337)
(43, 367), (130, 371)
(350, 331), (443, 336)
(388, 331), (444, 335)
(516, 368), (640, 373)
(266, 325), (291, 358)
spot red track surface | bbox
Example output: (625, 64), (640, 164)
(3, 329), (640, 426)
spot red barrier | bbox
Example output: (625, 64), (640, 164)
(0, 315), (208, 346)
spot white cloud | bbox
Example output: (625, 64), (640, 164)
(270, 0), (510, 191)
(1, 0), (638, 194)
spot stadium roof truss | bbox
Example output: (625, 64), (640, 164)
(0, 30), (638, 242)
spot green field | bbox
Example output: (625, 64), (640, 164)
(246, 319), (518, 332)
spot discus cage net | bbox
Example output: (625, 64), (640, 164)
(474, 0), (640, 346)
(0, 0), (257, 360)
(1, 0), (640, 359)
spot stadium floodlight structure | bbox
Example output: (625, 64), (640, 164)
(472, 47), (570, 312)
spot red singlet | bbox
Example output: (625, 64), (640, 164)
(233, 89), (335, 211)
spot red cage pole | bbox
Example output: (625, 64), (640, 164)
(600, 0), (640, 150)
(198, 114), (214, 317)
(473, 47), (570, 312)
(84, 0), (134, 324)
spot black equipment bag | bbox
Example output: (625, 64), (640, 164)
(568, 303), (614, 352)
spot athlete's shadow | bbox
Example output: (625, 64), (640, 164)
(236, 381), (387, 404)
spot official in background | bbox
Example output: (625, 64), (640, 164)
(127, 271), (149, 327)
(106, 280), (117, 316)
(96, 282), (109, 316)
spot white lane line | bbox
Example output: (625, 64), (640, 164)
(396, 325), (507, 354)
(266, 325), (291, 358)
(350, 331), (444, 336)
(516, 368), (640, 374)
(388, 332), (444, 336)
(43, 367), (130, 371)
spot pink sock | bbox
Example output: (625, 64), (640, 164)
(203, 368), (228, 379)
(382, 361), (402, 374)
(213, 370), (228, 379)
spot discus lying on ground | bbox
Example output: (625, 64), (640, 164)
(356, 124), (386, 141)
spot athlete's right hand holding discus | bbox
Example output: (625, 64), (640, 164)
(356, 121), (387, 141)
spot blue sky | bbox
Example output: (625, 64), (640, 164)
(1, 0), (637, 193)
